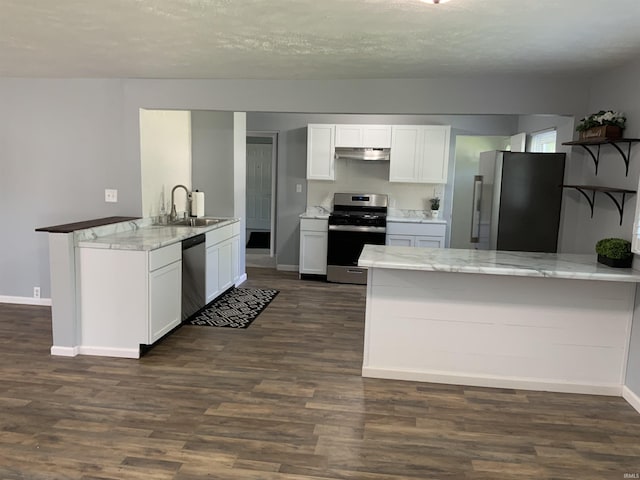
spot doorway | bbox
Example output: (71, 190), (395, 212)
(246, 132), (277, 268)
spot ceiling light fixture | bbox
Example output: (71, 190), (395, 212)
(421, 0), (451, 4)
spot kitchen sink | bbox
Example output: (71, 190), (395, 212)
(171, 217), (225, 227)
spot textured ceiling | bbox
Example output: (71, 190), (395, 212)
(1, 0), (640, 79)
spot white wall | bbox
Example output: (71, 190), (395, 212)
(1, 75), (589, 298)
(307, 160), (438, 211)
(233, 113), (247, 277)
(140, 109), (192, 218)
(191, 111), (235, 217)
(582, 58), (640, 400)
(0, 79), (133, 299)
(574, 60), (640, 255)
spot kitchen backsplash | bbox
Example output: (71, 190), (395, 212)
(307, 158), (443, 211)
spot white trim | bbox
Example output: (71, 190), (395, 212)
(623, 385), (640, 414)
(277, 264), (298, 272)
(362, 367), (623, 396)
(51, 346), (79, 357)
(0, 295), (52, 306)
(235, 273), (248, 286)
(77, 346), (140, 359)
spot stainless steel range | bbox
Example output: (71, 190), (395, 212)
(327, 193), (388, 285)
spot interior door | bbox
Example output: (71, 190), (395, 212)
(246, 142), (272, 231)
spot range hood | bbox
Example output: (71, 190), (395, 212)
(335, 147), (390, 161)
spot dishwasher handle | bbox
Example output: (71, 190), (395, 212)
(182, 234), (205, 250)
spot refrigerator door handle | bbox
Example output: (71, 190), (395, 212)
(470, 175), (483, 243)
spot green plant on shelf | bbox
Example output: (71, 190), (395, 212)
(576, 110), (626, 132)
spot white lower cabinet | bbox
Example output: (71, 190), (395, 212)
(77, 221), (243, 358)
(149, 259), (182, 343)
(415, 236), (443, 248)
(205, 244), (221, 303)
(386, 222), (446, 248)
(218, 240), (234, 292)
(78, 242), (182, 357)
(206, 222), (241, 302)
(299, 218), (328, 275)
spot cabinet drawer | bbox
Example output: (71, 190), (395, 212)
(387, 222), (446, 237)
(206, 224), (233, 247)
(149, 243), (181, 272)
(300, 218), (328, 232)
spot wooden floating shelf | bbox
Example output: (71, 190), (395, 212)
(562, 138), (640, 176)
(562, 184), (636, 225)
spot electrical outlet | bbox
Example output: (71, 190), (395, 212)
(105, 189), (118, 203)
(296, 184), (302, 193)
(33, 287), (40, 299)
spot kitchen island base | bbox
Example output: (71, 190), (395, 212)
(363, 268), (635, 396)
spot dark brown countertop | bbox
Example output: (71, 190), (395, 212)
(36, 216), (139, 233)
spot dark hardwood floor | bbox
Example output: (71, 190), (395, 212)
(1, 267), (639, 479)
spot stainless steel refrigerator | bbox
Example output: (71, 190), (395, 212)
(470, 151), (566, 252)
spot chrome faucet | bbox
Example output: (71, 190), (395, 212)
(170, 184), (191, 221)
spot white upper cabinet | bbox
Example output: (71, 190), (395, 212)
(335, 124), (392, 148)
(388, 126), (421, 182)
(307, 124), (336, 180)
(389, 125), (451, 184)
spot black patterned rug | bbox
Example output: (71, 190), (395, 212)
(186, 287), (279, 328)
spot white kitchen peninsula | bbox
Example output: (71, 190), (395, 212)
(358, 245), (640, 408)
(40, 217), (242, 359)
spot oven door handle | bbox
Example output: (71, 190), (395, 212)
(328, 225), (386, 233)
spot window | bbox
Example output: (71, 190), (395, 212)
(531, 129), (557, 153)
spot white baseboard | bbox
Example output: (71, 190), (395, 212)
(276, 264), (298, 272)
(51, 346), (79, 357)
(362, 367), (623, 396)
(0, 295), (52, 306)
(77, 346), (140, 359)
(623, 385), (640, 414)
(235, 274), (248, 286)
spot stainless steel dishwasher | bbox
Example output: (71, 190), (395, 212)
(181, 234), (206, 320)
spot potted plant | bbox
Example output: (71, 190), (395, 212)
(576, 110), (626, 140)
(430, 197), (440, 219)
(595, 238), (633, 268)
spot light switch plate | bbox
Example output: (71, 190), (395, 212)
(105, 189), (118, 203)
(296, 184), (302, 193)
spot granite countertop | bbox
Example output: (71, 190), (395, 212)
(77, 218), (239, 251)
(386, 216), (446, 224)
(299, 206), (330, 220)
(358, 245), (640, 283)
(387, 208), (446, 224)
(299, 206), (446, 223)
